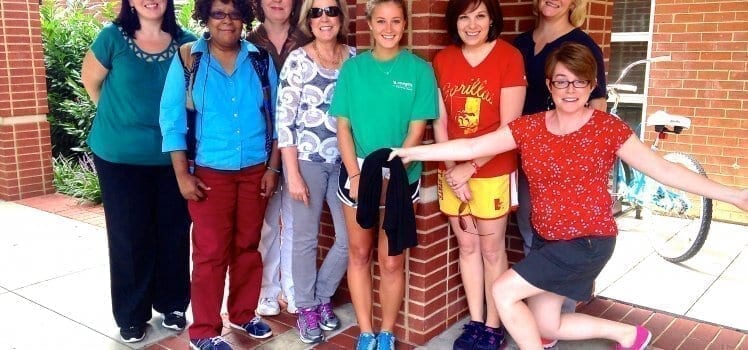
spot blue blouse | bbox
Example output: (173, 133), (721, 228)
(160, 37), (278, 170)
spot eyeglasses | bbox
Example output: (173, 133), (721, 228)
(209, 10), (243, 20)
(551, 79), (591, 89)
(457, 201), (494, 236)
(308, 6), (342, 19)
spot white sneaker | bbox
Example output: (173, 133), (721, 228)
(286, 301), (298, 314)
(255, 297), (281, 316)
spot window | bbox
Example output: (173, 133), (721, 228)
(607, 0), (655, 130)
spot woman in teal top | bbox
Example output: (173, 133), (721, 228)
(80, 0), (195, 343)
(328, 0), (437, 348)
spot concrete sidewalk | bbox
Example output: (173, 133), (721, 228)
(1, 196), (746, 349)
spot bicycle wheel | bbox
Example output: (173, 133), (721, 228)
(640, 152), (712, 263)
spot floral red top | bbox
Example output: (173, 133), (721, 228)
(509, 110), (633, 240)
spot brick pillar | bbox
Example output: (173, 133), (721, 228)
(0, 0), (54, 200)
(318, 0), (613, 345)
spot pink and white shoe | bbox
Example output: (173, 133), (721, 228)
(616, 326), (652, 350)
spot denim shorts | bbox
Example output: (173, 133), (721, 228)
(512, 231), (616, 301)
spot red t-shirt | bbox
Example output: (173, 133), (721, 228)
(433, 40), (526, 177)
(509, 110), (633, 240)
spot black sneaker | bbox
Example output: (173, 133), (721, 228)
(162, 311), (187, 331)
(120, 325), (146, 343)
(453, 320), (483, 350)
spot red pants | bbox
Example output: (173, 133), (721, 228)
(188, 164), (268, 339)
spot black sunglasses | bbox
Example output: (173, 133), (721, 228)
(209, 10), (243, 20)
(457, 201), (494, 236)
(308, 6), (342, 19)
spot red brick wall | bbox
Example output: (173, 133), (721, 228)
(320, 0), (613, 344)
(0, 0), (55, 200)
(649, 0), (747, 223)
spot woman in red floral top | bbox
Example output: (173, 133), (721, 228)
(390, 43), (748, 350)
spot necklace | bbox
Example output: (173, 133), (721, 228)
(372, 50), (401, 76)
(312, 41), (342, 69)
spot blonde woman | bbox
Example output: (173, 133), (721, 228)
(328, 0), (438, 348)
(275, 0), (354, 343)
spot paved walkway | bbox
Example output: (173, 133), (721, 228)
(1, 194), (746, 349)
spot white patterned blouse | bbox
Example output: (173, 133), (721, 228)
(276, 45), (356, 164)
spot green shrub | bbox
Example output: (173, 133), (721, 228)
(53, 153), (102, 204)
(41, 0), (113, 157)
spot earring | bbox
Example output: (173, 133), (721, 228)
(203, 31), (212, 41)
(130, 6), (135, 13)
(546, 95), (555, 111)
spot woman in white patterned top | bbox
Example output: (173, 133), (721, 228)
(275, 0), (354, 344)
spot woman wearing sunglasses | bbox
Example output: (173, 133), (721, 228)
(432, 0), (525, 348)
(391, 42), (748, 350)
(329, 0), (438, 348)
(275, 0), (354, 344)
(160, 0), (279, 348)
(249, 0), (310, 318)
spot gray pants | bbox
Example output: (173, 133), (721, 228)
(518, 167), (577, 314)
(290, 161), (349, 308)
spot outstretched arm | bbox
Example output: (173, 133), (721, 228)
(391, 125), (517, 164)
(618, 135), (748, 211)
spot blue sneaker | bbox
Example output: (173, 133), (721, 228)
(474, 326), (504, 350)
(230, 316), (272, 339)
(297, 306), (324, 344)
(453, 320), (484, 350)
(376, 331), (396, 350)
(356, 332), (377, 350)
(190, 336), (233, 350)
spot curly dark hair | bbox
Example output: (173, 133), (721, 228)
(193, 0), (255, 26)
(114, 0), (183, 39)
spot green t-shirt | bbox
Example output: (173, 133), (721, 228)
(329, 50), (438, 183)
(88, 24), (196, 165)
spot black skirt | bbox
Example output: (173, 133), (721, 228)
(512, 231), (616, 301)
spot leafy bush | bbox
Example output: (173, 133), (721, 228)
(53, 154), (102, 204)
(41, 0), (114, 157)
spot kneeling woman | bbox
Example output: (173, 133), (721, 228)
(390, 42), (748, 350)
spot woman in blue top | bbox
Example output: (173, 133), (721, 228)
(81, 0), (195, 343)
(159, 0), (279, 348)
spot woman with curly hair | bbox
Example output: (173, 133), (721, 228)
(159, 0), (280, 348)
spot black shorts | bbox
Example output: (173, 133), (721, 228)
(512, 231), (616, 302)
(336, 164), (420, 208)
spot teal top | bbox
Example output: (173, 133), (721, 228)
(87, 24), (196, 165)
(329, 50), (438, 183)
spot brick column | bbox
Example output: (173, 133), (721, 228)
(0, 0), (54, 200)
(320, 0), (613, 345)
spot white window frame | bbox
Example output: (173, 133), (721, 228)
(607, 1), (657, 130)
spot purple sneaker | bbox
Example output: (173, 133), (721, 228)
(318, 302), (341, 331)
(297, 306), (324, 344)
(453, 320), (484, 350)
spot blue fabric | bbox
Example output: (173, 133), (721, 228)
(160, 37), (278, 170)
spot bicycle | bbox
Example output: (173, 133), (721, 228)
(608, 56), (713, 263)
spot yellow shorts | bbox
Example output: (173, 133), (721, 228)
(438, 170), (515, 219)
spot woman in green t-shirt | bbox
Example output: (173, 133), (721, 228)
(328, 0), (438, 348)
(80, 0), (195, 343)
